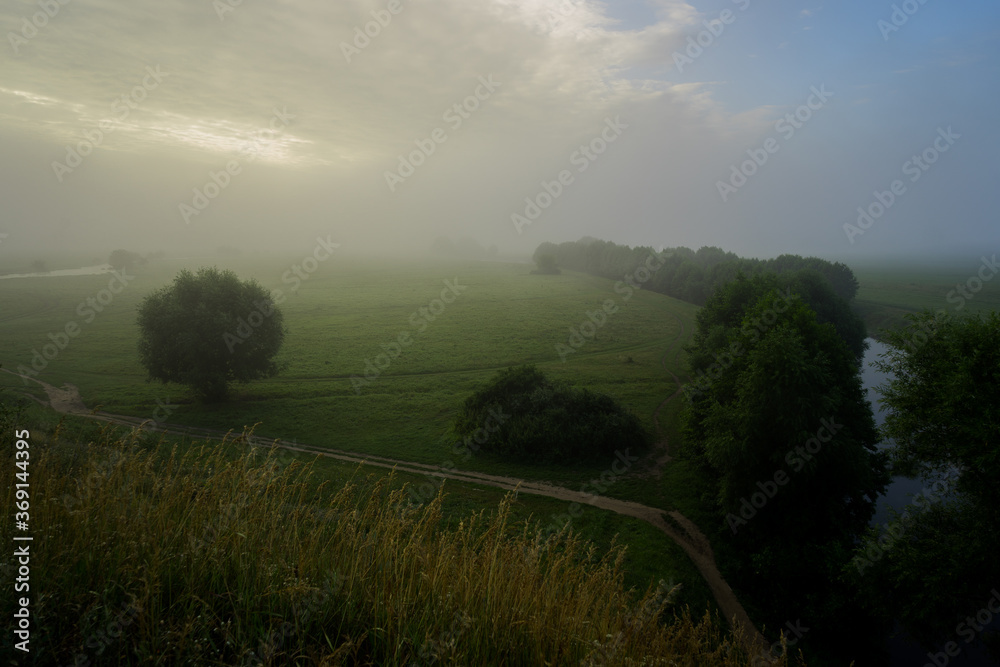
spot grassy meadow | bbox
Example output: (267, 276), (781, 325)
(7, 252), (994, 663)
(850, 258), (1000, 335)
(0, 256), (695, 468)
(0, 255), (720, 631)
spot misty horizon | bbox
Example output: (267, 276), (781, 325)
(2, 0), (997, 264)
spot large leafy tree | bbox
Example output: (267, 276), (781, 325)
(855, 310), (1000, 647)
(684, 275), (889, 657)
(687, 284), (887, 538)
(137, 267), (285, 402)
(876, 310), (999, 495)
(685, 271), (867, 374)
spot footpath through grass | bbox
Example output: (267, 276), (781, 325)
(0, 257), (722, 633)
(0, 412), (783, 665)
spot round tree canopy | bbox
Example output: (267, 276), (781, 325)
(136, 267), (285, 402)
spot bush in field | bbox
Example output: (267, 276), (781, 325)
(453, 365), (650, 464)
(532, 251), (561, 275)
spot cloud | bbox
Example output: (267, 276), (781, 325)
(2, 0), (994, 260)
(1, 0), (712, 169)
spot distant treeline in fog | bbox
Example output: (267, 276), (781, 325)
(533, 237), (860, 306)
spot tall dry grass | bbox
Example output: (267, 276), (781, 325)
(1, 422), (789, 665)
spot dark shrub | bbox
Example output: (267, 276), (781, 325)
(454, 365), (650, 464)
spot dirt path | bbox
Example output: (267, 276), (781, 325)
(4, 367), (769, 655)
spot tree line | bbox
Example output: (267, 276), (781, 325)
(533, 237), (867, 359)
(536, 237), (999, 662)
(685, 279), (1000, 662)
(533, 237), (860, 306)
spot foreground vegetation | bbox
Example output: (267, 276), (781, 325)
(683, 273), (890, 663)
(0, 419), (790, 665)
(854, 311), (1000, 652)
(5, 251), (996, 664)
(453, 365), (651, 464)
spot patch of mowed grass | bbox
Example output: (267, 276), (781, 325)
(0, 425), (782, 666)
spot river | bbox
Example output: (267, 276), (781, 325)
(861, 337), (926, 525)
(862, 338), (996, 666)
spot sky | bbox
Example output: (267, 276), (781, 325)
(1, 0), (998, 262)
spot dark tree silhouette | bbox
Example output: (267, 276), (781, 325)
(136, 267), (284, 402)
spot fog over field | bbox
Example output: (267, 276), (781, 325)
(1, 0), (998, 261)
(3, 2), (1000, 666)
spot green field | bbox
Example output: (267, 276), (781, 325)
(7, 253), (994, 644)
(0, 256), (713, 611)
(850, 258), (1000, 336)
